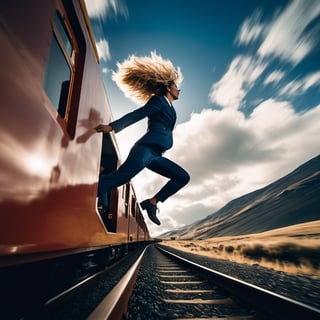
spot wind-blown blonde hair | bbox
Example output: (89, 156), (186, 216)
(112, 51), (183, 104)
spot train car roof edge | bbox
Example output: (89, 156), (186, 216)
(79, 0), (100, 64)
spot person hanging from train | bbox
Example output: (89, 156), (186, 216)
(95, 52), (190, 226)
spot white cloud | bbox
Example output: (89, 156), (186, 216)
(96, 38), (111, 61)
(84, 0), (128, 20)
(248, 99), (295, 136)
(279, 70), (320, 97)
(280, 81), (301, 97)
(303, 71), (320, 91)
(107, 0), (320, 238)
(211, 0), (320, 113)
(147, 101), (320, 237)
(258, 0), (320, 65)
(209, 56), (266, 109)
(235, 9), (264, 46)
(264, 70), (285, 85)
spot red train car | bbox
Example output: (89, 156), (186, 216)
(0, 0), (151, 264)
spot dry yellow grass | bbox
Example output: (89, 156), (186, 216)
(162, 220), (320, 276)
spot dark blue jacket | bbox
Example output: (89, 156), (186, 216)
(110, 95), (177, 151)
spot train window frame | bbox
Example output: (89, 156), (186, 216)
(131, 197), (136, 217)
(43, 0), (85, 138)
(124, 183), (130, 218)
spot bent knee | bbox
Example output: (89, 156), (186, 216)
(180, 170), (190, 186)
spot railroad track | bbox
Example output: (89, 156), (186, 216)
(0, 243), (148, 319)
(88, 244), (320, 320)
(6, 243), (317, 319)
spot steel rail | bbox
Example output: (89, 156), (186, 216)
(157, 245), (320, 320)
(87, 246), (148, 320)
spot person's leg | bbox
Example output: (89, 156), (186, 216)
(98, 144), (154, 202)
(147, 156), (190, 203)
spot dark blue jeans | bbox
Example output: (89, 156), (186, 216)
(98, 143), (190, 204)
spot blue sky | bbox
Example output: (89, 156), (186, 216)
(85, 0), (320, 236)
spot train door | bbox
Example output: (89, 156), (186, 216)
(128, 194), (138, 241)
(98, 132), (119, 232)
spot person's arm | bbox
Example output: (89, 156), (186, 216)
(95, 95), (162, 134)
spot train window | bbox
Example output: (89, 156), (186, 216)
(43, 31), (71, 118)
(122, 183), (127, 200)
(43, 3), (80, 127)
(131, 197), (136, 217)
(125, 183), (130, 218)
(53, 12), (73, 56)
